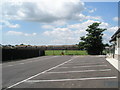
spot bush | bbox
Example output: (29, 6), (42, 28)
(2, 48), (45, 62)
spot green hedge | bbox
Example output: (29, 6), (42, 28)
(2, 48), (45, 61)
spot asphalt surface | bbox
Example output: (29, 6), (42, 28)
(2, 55), (119, 89)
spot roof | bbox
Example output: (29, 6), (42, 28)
(110, 28), (120, 42)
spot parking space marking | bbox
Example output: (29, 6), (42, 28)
(19, 63), (24, 64)
(6, 56), (78, 89)
(3, 56), (60, 68)
(57, 65), (108, 68)
(7, 65), (14, 67)
(25, 76), (117, 83)
(68, 62), (105, 64)
(46, 69), (111, 74)
(69, 61), (105, 64)
(65, 62), (105, 66)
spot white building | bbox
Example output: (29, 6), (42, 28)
(110, 28), (120, 60)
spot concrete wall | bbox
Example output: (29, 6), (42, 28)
(114, 37), (120, 60)
(118, 37), (120, 55)
(115, 48), (120, 54)
(117, 37), (120, 60)
(118, 55), (120, 60)
(114, 54), (119, 60)
(109, 36), (120, 60)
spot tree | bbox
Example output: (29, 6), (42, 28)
(104, 43), (110, 47)
(78, 42), (86, 50)
(20, 44), (24, 46)
(79, 22), (106, 55)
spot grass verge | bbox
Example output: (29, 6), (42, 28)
(45, 50), (88, 56)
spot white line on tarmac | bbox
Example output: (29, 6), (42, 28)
(7, 65), (14, 67)
(3, 56), (59, 68)
(46, 69), (111, 74)
(6, 56), (78, 89)
(19, 63), (24, 64)
(25, 76), (117, 83)
(58, 65), (107, 68)
(65, 62), (105, 66)
(68, 61), (105, 64)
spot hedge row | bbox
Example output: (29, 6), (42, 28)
(2, 48), (45, 61)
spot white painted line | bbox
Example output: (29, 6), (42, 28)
(46, 69), (111, 74)
(58, 65), (107, 68)
(19, 56), (59, 64)
(19, 63), (24, 65)
(29, 61), (33, 62)
(6, 56), (78, 89)
(25, 76), (117, 83)
(68, 62), (104, 64)
(7, 65), (14, 67)
(65, 62), (105, 66)
(3, 56), (59, 68)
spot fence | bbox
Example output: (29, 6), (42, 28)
(2, 48), (45, 61)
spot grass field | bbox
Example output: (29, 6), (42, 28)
(45, 50), (88, 55)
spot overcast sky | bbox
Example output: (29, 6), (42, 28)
(1, 0), (119, 45)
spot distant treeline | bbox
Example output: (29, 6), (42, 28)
(2, 44), (80, 50)
(16, 45), (79, 50)
(2, 48), (45, 62)
(42, 45), (79, 50)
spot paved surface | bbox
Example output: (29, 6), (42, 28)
(2, 55), (119, 89)
(106, 57), (120, 72)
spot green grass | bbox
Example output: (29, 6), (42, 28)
(45, 50), (88, 56)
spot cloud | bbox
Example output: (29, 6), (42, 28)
(0, 20), (20, 28)
(43, 20), (102, 44)
(103, 34), (111, 43)
(6, 31), (37, 36)
(2, 0), (85, 23)
(43, 27), (78, 44)
(1, 0), (102, 23)
(67, 20), (108, 29)
(41, 25), (55, 29)
(103, 26), (118, 43)
(89, 8), (96, 13)
(107, 26), (118, 33)
(41, 16), (99, 30)
(113, 17), (119, 22)
(52, 20), (68, 26)
(43, 28), (73, 38)
(78, 14), (102, 21)
(0, 25), (2, 30)
(8, 24), (20, 28)
(43, 20), (117, 44)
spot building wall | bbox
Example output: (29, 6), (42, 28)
(118, 37), (120, 54)
(118, 36), (120, 48)
(118, 37), (120, 60)
(114, 36), (120, 60)
(118, 55), (120, 60)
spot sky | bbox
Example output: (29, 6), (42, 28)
(1, 0), (119, 45)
